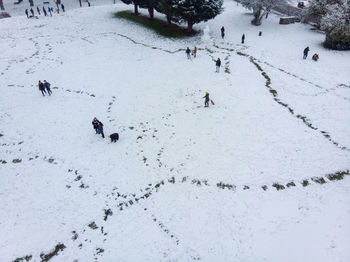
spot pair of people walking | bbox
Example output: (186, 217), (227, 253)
(185, 46), (198, 59)
(38, 80), (52, 96)
(92, 117), (105, 138)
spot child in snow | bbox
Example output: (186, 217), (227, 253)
(44, 80), (52, 95)
(192, 46), (197, 58)
(186, 47), (191, 59)
(203, 92), (210, 107)
(312, 53), (319, 61)
(38, 80), (46, 96)
(216, 58), (221, 72)
(241, 34), (245, 44)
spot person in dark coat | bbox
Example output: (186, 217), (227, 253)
(25, 9), (29, 18)
(203, 92), (210, 107)
(43, 6), (47, 16)
(241, 34), (245, 44)
(30, 8), (34, 17)
(61, 3), (65, 12)
(38, 81), (46, 96)
(92, 118), (105, 138)
(92, 117), (99, 134)
(216, 58), (221, 73)
(44, 80), (52, 95)
(186, 47), (191, 59)
(303, 46), (310, 59)
(37, 6), (41, 15)
(221, 26), (225, 39)
(48, 6), (52, 16)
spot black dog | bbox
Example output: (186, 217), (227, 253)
(109, 133), (119, 143)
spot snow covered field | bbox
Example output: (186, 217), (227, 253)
(1, 1), (350, 261)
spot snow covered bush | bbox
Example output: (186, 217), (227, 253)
(238, 0), (285, 26)
(321, 0), (350, 50)
(303, 0), (341, 27)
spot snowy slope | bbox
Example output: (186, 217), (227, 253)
(1, 1), (349, 261)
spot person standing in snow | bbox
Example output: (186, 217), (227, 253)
(215, 58), (221, 73)
(43, 6), (47, 16)
(192, 46), (197, 58)
(203, 92), (210, 107)
(186, 47), (191, 59)
(92, 118), (105, 138)
(25, 9), (29, 18)
(37, 6), (41, 15)
(303, 46), (310, 59)
(38, 81), (46, 96)
(61, 3), (65, 12)
(30, 8), (34, 17)
(44, 80), (52, 95)
(48, 6), (52, 16)
(241, 33), (245, 44)
(221, 26), (225, 39)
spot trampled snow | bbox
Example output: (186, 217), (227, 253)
(0, 1), (349, 261)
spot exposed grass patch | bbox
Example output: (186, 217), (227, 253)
(272, 183), (285, 190)
(40, 243), (66, 262)
(327, 170), (349, 181)
(114, 11), (195, 38)
(311, 177), (327, 184)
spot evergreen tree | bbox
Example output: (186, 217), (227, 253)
(304, 0), (341, 27)
(321, 0), (350, 50)
(155, 0), (179, 25)
(139, 0), (157, 19)
(174, 0), (224, 32)
(121, 0), (142, 15)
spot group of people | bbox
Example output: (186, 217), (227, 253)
(25, 3), (65, 18)
(185, 46), (198, 59)
(38, 80), (52, 96)
(303, 46), (320, 61)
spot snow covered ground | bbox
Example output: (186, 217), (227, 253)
(1, 1), (349, 261)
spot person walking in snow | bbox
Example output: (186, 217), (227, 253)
(37, 6), (41, 15)
(303, 46), (310, 59)
(92, 118), (105, 138)
(30, 8), (34, 17)
(186, 47), (191, 59)
(221, 26), (225, 39)
(25, 9), (29, 18)
(215, 58), (221, 73)
(43, 6), (47, 16)
(38, 81), (46, 96)
(48, 6), (52, 16)
(61, 3), (65, 12)
(192, 46), (197, 58)
(203, 92), (210, 107)
(241, 33), (245, 44)
(44, 80), (52, 95)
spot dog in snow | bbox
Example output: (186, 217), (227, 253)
(109, 133), (119, 143)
